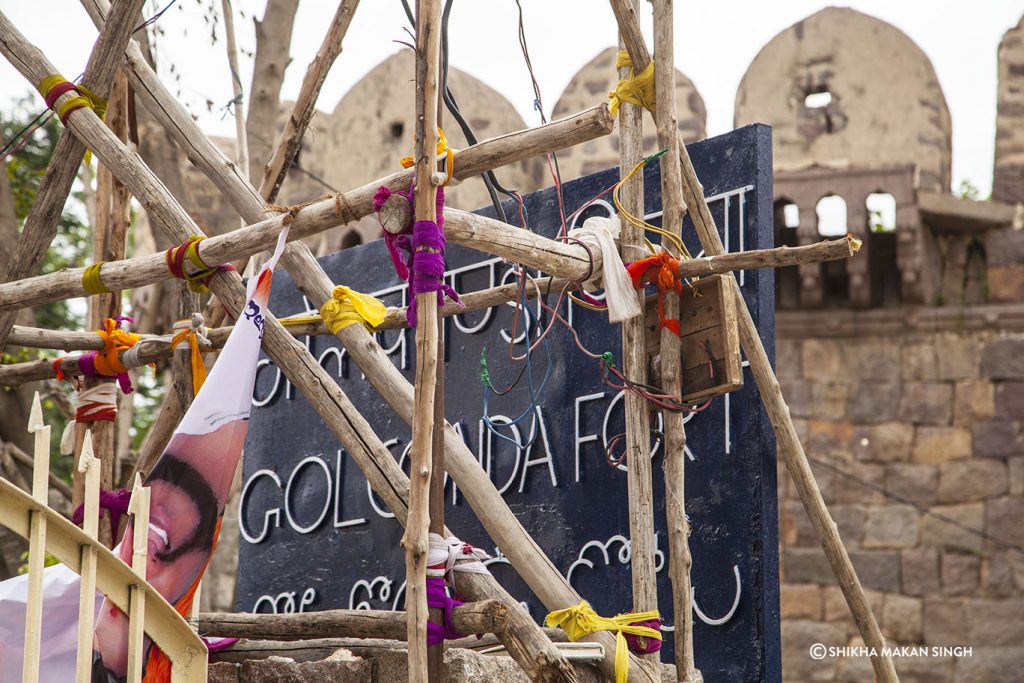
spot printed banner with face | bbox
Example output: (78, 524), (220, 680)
(0, 225), (290, 682)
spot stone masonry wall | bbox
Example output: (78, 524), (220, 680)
(775, 313), (1024, 682)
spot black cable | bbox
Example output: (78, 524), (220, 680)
(0, 109), (51, 161)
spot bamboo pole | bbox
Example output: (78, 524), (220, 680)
(615, 3), (658, 670)
(650, 1), (696, 678)
(405, 2), (443, 679)
(76, 431), (101, 683)
(126, 474), (150, 683)
(259, 0), (360, 202)
(199, 601), (507, 641)
(0, 0), (146, 351)
(22, 392), (50, 683)
(606, 2), (898, 680)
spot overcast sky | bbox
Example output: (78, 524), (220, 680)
(1, 1), (1021, 197)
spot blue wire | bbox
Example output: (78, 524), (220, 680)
(481, 275), (552, 450)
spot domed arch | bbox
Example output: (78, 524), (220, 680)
(734, 8), (952, 192)
(552, 47), (707, 180)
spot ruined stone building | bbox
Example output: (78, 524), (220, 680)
(189, 7), (1024, 681)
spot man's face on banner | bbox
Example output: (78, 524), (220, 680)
(93, 420), (247, 677)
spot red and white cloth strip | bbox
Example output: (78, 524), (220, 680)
(426, 532), (491, 581)
(59, 383), (118, 454)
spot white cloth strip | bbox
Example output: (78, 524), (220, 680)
(568, 215), (643, 323)
(426, 532), (491, 580)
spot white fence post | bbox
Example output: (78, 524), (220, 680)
(22, 391), (50, 683)
(126, 473), (150, 683)
(76, 430), (101, 682)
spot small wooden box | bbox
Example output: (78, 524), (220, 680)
(645, 274), (743, 403)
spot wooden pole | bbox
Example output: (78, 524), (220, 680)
(76, 430), (101, 682)
(405, 1), (443, 679)
(0, 0), (145, 351)
(75, 70), (132, 548)
(606, 2), (899, 680)
(651, 1), (697, 678)
(259, 0), (360, 203)
(22, 392), (50, 683)
(219, 0), (249, 193)
(199, 601), (507, 642)
(615, 2), (659, 671)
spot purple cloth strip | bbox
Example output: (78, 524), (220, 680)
(71, 488), (132, 535)
(623, 617), (663, 654)
(374, 185), (414, 280)
(78, 316), (137, 393)
(407, 219), (462, 327)
(202, 637), (240, 653)
(425, 576), (464, 647)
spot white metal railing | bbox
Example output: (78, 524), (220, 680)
(0, 392), (207, 682)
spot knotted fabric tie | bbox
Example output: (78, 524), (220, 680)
(79, 317), (139, 393)
(408, 219), (462, 327)
(319, 285), (387, 334)
(165, 236), (236, 293)
(626, 251), (684, 336)
(568, 215), (643, 323)
(71, 488), (131, 536)
(59, 384), (117, 455)
(545, 601), (662, 683)
(202, 637), (240, 653)
(170, 315), (209, 396)
(426, 532), (492, 582)
(373, 184), (446, 283)
(424, 533), (491, 646)
(399, 127), (455, 186)
(37, 75), (108, 125)
(609, 51), (656, 116)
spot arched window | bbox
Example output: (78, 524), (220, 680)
(341, 230), (364, 249)
(866, 193), (896, 232)
(816, 195), (847, 237)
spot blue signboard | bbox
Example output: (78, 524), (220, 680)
(237, 123), (780, 681)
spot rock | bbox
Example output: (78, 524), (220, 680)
(953, 380), (995, 425)
(811, 381), (850, 420)
(238, 656), (372, 683)
(783, 547), (835, 585)
(781, 379), (814, 419)
(941, 552), (981, 596)
(980, 551), (1018, 598)
(981, 338), (1024, 379)
(885, 463), (938, 506)
(988, 266), (1024, 304)
(995, 381), (1024, 419)
(900, 383), (954, 426)
(776, 338), (802, 378)
(209, 662), (240, 683)
(780, 583), (824, 620)
(954, 647), (1024, 683)
(883, 594), (923, 643)
(803, 339), (844, 381)
(923, 597), (968, 646)
(848, 550), (902, 592)
(985, 496), (1024, 548)
(849, 381), (903, 424)
(934, 335), (979, 381)
(912, 426), (971, 463)
(822, 586), (884, 625)
(892, 655), (956, 683)
(901, 546), (941, 596)
(966, 599), (1024, 647)
(781, 620), (844, 681)
(862, 504), (919, 549)
(936, 458), (1009, 503)
(921, 503), (985, 552)
(902, 342), (940, 381)
(806, 419), (855, 458)
(857, 422), (914, 462)
(971, 420), (1021, 458)
(1010, 456), (1024, 496)
(779, 499), (816, 545)
(846, 341), (901, 382)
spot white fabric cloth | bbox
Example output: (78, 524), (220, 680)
(568, 216), (643, 323)
(426, 533), (491, 580)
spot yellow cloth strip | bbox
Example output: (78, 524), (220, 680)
(82, 262), (110, 295)
(37, 76), (108, 165)
(609, 51), (656, 116)
(185, 235), (209, 271)
(545, 601), (660, 683)
(319, 285), (387, 334)
(399, 127), (455, 186)
(169, 325), (207, 396)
